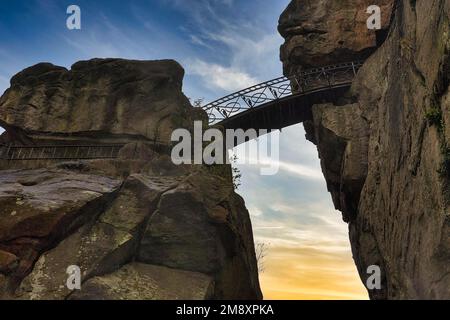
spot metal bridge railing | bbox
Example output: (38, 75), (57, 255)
(201, 61), (364, 125)
(0, 144), (125, 161)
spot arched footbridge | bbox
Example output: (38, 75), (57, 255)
(0, 61), (363, 160)
(201, 61), (363, 130)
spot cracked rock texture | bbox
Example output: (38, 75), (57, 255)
(0, 59), (262, 300)
(279, 0), (395, 74)
(0, 59), (202, 144)
(280, 0), (450, 299)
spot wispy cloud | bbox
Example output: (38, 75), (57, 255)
(239, 158), (324, 180)
(203, 30), (282, 77)
(161, 0), (284, 93)
(162, 0), (235, 26)
(187, 59), (258, 91)
(248, 205), (264, 217)
(189, 34), (213, 49)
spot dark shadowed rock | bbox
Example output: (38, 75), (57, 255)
(69, 263), (214, 300)
(0, 58), (262, 300)
(0, 250), (18, 274)
(306, 103), (369, 222)
(138, 172), (262, 299)
(280, 0), (450, 299)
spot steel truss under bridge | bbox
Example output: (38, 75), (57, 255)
(201, 61), (363, 129)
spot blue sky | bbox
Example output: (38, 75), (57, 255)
(0, 0), (367, 299)
(0, 0), (286, 100)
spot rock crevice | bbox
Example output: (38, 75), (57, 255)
(279, 0), (450, 299)
(0, 59), (262, 300)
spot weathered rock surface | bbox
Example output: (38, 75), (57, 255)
(0, 60), (262, 300)
(69, 263), (214, 300)
(15, 174), (167, 300)
(280, 0), (450, 299)
(4, 169), (261, 300)
(0, 169), (121, 295)
(0, 59), (200, 143)
(305, 103), (369, 222)
(279, 0), (395, 73)
(139, 173), (261, 299)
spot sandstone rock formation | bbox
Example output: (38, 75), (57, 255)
(0, 59), (262, 300)
(280, 0), (450, 299)
(0, 59), (203, 144)
(69, 263), (214, 300)
(279, 0), (395, 74)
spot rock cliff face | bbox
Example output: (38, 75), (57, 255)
(0, 59), (262, 300)
(280, 0), (450, 299)
(0, 59), (201, 144)
(279, 0), (395, 73)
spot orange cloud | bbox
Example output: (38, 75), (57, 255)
(258, 245), (368, 300)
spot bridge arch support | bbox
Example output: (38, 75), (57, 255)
(201, 61), (363, 133)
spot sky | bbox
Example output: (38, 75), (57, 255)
(0, 0), (368, 299)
